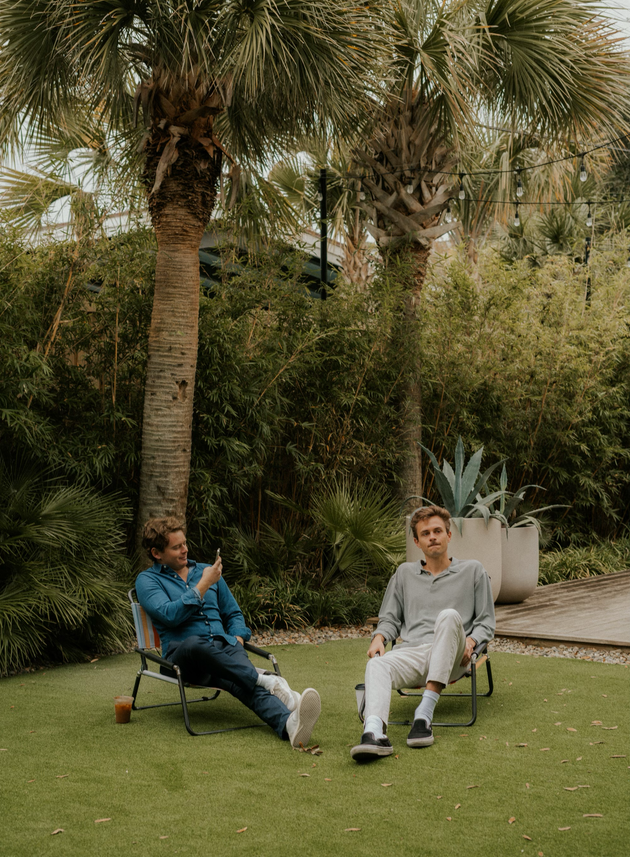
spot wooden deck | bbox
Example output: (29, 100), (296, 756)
(494, 570), (630, 649)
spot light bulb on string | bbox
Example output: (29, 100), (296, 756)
(586, 203), (592, 228)
(445, 204), (452, 223)
(458, 172), (466, 200)
(516, 169), (523, 198)
(405, 181), (414, 195)
(317, 191), (323, 202)
(359, 188), (366, 201)
(514, 202), (520, 227)
(580, 156), (587, 183)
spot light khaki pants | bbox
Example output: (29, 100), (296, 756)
(364, 608), (467, 726)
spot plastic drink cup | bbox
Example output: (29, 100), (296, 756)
(114, 695), (134, 723)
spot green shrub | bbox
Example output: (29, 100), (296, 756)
(418, 246), (630, 544)
(539, 538), (630, 585)
(0, 454), (133, 674)
(231, 575), (383, 631)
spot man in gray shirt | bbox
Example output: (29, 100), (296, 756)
(351, 505), (495, 761)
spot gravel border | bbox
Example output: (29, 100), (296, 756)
(250, 625), (630, 665)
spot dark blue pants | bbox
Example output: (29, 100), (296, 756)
(165, 635), (290, 739)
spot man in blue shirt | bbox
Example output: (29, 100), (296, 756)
(136, 517), (321, 748)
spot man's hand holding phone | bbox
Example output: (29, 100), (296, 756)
(196, 549), (222, 597)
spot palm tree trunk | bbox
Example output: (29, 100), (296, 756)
(137, 139), (221, 535)
(395, 243), (430, 502)
(137, 206), (204, 528)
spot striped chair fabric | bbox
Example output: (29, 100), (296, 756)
(131, 601), (161, 651)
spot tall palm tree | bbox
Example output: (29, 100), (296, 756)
(353, 0), (630, 498)
(358, 0), (630, 288)
(0, 0), (389, 532)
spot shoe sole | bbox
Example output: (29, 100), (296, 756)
(350, 744), (394, 761)
(407, 735), (434, 748)
(289, 688), (321, 748)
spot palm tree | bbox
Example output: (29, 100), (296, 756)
(0, 0), (389, 532)
(269, 142), (375, 288)
(357, 0), (630, 287)
(352, 0), (630, 499)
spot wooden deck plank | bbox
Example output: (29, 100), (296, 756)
(495, 569), (630, 648)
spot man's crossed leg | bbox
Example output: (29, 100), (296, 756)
(167, 634), (321, 748)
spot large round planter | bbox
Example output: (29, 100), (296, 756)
(497, 526), (539, 604)
(405, 515), (503, 602)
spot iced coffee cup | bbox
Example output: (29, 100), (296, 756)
(114, 695), (133, 723)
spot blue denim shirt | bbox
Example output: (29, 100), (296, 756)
(135, 560), (252, 654)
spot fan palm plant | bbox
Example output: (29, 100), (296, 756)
(311, 478), (406, 586)
(0, 454), (131, 674)
(0, 0), (391, 530)
(0, 112), (145, 239)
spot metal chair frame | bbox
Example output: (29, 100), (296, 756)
(357, 641), (494, 729)
(128, 589), (282, 737)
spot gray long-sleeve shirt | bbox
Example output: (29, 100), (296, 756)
(374, 557), (495, 647)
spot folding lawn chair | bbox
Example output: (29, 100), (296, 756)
(355, 640), (494, 728)
(128, 589), (282, 736)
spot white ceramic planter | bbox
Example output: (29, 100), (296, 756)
(405, 515), (503, 602)
(497, 525), (539, 604)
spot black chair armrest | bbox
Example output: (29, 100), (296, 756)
(244, 641), (275, 660)
(134, 647), (177, 671)
(472, 641), (488, 658)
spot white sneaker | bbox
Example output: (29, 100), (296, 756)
(286, 688), (321, 748)
(270, 676), (298, 712)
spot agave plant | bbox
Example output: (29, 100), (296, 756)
(415, 437), (506, 533)
(494, 464), (569, 536)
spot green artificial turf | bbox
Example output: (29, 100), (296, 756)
(1, 641), (628, 857)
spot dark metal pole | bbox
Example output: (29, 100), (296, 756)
(584, 236), (591, 304)
(319, 167), (327, 300)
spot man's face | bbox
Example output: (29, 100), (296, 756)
(152, 530), (188, 572)
(413, 516), (451, 559)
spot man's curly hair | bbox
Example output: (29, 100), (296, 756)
(142, 517), (186, 561)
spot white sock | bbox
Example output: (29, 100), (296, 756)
(256, 674), (298, 711)
(364, 714), (386, 739)
(414, 689), (440, 725)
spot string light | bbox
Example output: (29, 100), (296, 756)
(359, 189), (366, 201)
(516, 169), (523, 198)
(514, 202), (520, 227)
(331, 133), (630, 182)
(458, 172), (465, 200)
(580, 155), (587, 183)
(405, 181), (414, 195)
(586, 203), (592, 228)
(317, 191), (323, 202)
(445, 204), (452, 223)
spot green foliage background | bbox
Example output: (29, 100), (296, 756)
(0, 226), (629, 667)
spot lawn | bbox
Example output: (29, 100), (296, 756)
(1, 640), (627, 857)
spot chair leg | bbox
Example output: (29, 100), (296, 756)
(390, 655), (493, 729)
